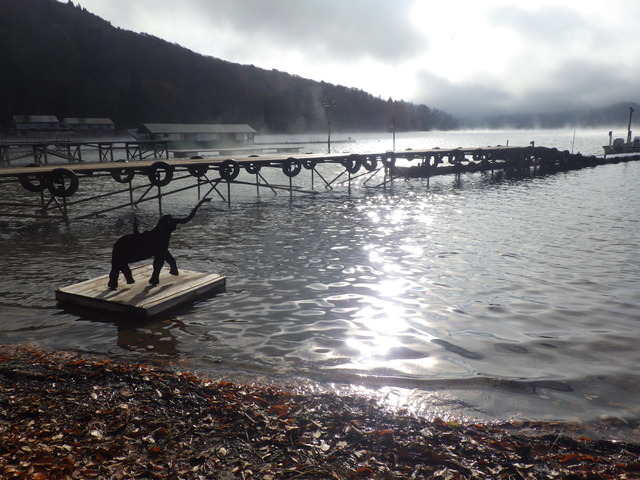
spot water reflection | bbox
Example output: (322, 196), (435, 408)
(54, 307), (184, 356)
(1, 158), (640, 432)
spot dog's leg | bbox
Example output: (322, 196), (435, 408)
(165, 251), (179, 276)
(150, 256), (164, 285)
(122, 264), (135, 284)
(108, 266), (120, 290)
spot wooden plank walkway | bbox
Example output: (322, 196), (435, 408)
(3, 145), (635, 222)
(0, 147), (512, 178)
(55, 265), (226, 319)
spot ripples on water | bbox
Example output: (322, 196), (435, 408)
(1, 131), (639, 436)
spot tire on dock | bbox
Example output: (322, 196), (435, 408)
(19, 164), (47, 193)
(244, 162), (261, 174)
(381, 152), (396, 168)
(282, 157), (302, 177)
(111, 161), (135, 183)
(342, 154), (362, 174)
(219, 159), (240, 181)
(187, 164), (209, 178)
(302, 158), (317, 170)
(361, 155), (378, 171)
(147, 161), (174, 187)
(46, 168), (79, 198)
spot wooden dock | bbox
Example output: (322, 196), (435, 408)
(172, 143), (304, 158)
(0, 139), (169, 166)
(55, 265), (226, 319)
(2, 145), (638, 221)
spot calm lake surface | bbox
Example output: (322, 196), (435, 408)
(1, 129), (639, 440)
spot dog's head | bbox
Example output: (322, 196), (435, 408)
(157, 214), (178, 234)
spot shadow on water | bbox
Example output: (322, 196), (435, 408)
(55, 285), (228, 357)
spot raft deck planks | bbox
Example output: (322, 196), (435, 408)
(55, 264), (226, 319)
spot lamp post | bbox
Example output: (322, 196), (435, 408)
(627, 106), (634, 146)
(322, 100), (336, 153)
(390, 115), (396, 151)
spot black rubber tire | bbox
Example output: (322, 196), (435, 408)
(219, 159), (240, 181)
(361, 156), (378, 171)
(282, 157), (302, 177)
(245, 162), (262, 174)
(302, 158), (317, 170)
(342, 154), (362, 174)
(19, 164), (47, 193)
(111, 166), (135, 183)
(381, 152), (396, 168)
(46, 168), (79, 197)
(187, 164), (209, 178)
(147, 161), (174, 187)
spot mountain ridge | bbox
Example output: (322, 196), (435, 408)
(0, 0), (635, 133)
(0, 0), (457, 133)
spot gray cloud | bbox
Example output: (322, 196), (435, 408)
(489, 5), (598, 47)
(415, 61), (639, 120)
(229, 0), (426, 62)
(413, 72), (514, 118)
(78, 0), (640, 120)
(116, 0), (428, 64)
(412, 2), (640, 118)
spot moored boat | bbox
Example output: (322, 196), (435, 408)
(603, 106), (640, 154)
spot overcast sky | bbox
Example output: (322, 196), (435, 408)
(75, 0), (639, 119)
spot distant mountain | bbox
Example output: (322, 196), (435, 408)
(465, 102), (640, 130)
(0, 0), (458, 134)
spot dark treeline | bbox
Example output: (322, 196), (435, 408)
(0, 0), (458, 134)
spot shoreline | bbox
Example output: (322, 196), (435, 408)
(1, 344), (639, 479)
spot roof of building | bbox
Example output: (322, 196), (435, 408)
(13, 115), (60, 123)
(64, 118), (115, 125)
(140, 123), (256, 134)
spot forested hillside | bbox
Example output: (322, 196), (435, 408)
(0, 0), (459, 134)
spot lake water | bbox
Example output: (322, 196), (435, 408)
(1, 129), (639, 440)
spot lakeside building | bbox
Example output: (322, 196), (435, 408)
(137, 123), (256, 149)
(11, 115), (116, 137)
(63, 118), (115, 135)
(12, 115), (61, 135)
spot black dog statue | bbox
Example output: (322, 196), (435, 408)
(108, 198), (210, 290)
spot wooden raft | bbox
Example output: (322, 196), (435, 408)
(55, 264), (226, 319)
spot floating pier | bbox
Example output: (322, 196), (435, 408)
(55, 265), (226, 319)
(172, 143), (305, 158)
(0, 139), (169, 166)
(1, 143), (640, 221)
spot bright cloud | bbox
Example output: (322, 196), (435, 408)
(76, 0), (640, 118)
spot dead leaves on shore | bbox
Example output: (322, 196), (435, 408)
(1, 345), (639, 479)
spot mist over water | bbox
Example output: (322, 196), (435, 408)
(1, 129), (639, 439)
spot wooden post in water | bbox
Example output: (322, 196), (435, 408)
(157, 183), (163, 215)
(289, 175), (293, 200)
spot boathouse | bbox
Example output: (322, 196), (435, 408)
(63, 118), (115, 135)
(137, 123), (256, 149)
(12, 115), (61, 135)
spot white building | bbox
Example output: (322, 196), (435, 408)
(138, 123), (256, 147)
